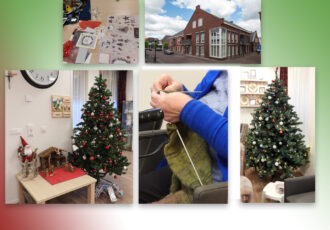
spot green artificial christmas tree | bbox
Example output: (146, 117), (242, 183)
(245, 69), (309, 179)
(68, 72), (129, 182)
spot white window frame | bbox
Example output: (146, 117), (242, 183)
(200, 32), (205, 43)
(209, 27), (227, 59)
(232, 33), (234, 43)
(192, 21), (196, 28)
(196, 45), (199, 56)
(198, 18), (203, 27)
(196, 32), (199, 43)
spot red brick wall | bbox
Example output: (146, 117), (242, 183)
(183, 6), (223, 58)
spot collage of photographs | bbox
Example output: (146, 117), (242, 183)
(4, 0), (315, 206)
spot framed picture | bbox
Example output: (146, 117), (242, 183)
(241, 71), (249, 79)
(250, 99), (256, 105)
(259, 87), (265, 93)
(51, 95), (71, 118)
(250, 70), (256, 79)
(240, 86), (246, 93)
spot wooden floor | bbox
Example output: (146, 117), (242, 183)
(47, 151), (133, 204)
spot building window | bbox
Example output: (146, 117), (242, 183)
(198, 18), (203, 27)
(192, 21), (196, 28)
(227, 46), (230, 57)
(236, 45), (238, 55)
(201, 45), (204, 56)
(196, 32), (199, 43)
(232, 46), (235, 56)
(196, 46), (199, 56)
(209, 28), (226, 59)
(227, 32), (230, 43)
(232, 33), (234, 43)
(200, 32), (205, 43)
(235, 34), (238, 43)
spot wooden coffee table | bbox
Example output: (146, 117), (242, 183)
(17, 174), (97, 204)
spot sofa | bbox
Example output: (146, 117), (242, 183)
(284, 175), (315, 203)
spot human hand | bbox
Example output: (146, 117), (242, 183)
(151, 74), (183, 93)
(150, 91), (192, 123)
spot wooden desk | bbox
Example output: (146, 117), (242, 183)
(17, 174), (97, 204)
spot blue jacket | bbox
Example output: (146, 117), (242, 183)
(158, 70), (228, 182)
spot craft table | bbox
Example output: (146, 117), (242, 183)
(63, 0), (138, 64)
(17, 174), (96, 204)
(261, 181), (284, 203)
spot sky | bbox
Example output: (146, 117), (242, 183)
(145, 0), (261, 39)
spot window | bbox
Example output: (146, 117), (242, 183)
(228, 46), (230, 57)
(198, 18), (203, 27)
(232, 46), (235, 56)
(209, 28), (226, 58)
(232, 33), (234, 42)
(235, 34), (238, 43)
(200, 32), (205, 43)
(201, 45), (204, 56)
(227, 32), (230, 43)
(236, 45), (238, 55)
(192, 21), (196, 28)
(196, 46), (199, 56)
(196, 32), (199, 43)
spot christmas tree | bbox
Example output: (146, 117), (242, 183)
(245, 69), (309, 179)
(68, 72), (129, 182)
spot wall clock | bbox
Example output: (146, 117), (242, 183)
(21, 70), (59, 89)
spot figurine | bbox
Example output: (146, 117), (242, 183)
(17, 136), (38, 179)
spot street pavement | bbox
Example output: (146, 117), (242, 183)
(145, 50), (261, 64)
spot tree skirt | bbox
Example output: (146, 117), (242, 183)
(39, 166), (86, 185)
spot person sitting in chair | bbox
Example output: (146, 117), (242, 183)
(139, 70), (228, 203)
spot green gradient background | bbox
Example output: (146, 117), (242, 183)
(0, 0), (330, 229)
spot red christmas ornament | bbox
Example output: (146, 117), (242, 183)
(108, 160), (112, 164)
(89, 156), (94, 161)
(279, 130), (283, 134)
(100, 111), (104, 114)
(74, 152), (78, 156)
(85, 131), (88, 134)
(110, 112), (113, 116)
(103, 167), (107, 172)
(105, 145), (110, 150)
(102, 96), (107, 100)
(114, 175), (117, 179)
(258, 110), (261, 114)
(99, 124), (103, 128)
(80, 132), (83, 136)
(284, 106), (287, 110)
(116, 128), (120, 133)
(101, 137), (105, 141)
(92, 169), (97, 173)
(119, 151), (122, 155)
(104, 82), (107, 86)
(272, 119), (275, 123)
(93, 93), (97, 97)
(122, 138), (126, 142)
(89, 97), (91, 100)
(114, 161), (118, 166)
(82, 142), (86, 146)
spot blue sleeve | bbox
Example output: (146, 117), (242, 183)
(180, 100), (228, 161)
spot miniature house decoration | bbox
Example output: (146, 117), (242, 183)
(38, 147), (66, 172)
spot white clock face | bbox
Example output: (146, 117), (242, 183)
(22, 70), (59, 88)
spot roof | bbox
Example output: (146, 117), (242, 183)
(223, 20), (251, 33)
(38, 147), (65, 158)
(250, 31), (258, 41)
(170, 30), (184, 38)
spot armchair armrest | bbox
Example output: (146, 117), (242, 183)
(193, 182), (228, 204)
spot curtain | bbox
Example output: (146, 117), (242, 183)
(288, 67), (315, 175)
(72, 70), (88, 128)
(117, 71), (127, 117)
(103, 71), (119, 109)
(280, 67), (288, 89)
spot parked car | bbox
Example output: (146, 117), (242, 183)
(164, 49), (174, 55)
(156, 46), (162, 51)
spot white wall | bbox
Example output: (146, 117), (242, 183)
(5, 71), (73, 204)
(126, 71), (133, 101)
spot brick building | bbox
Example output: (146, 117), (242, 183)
(168, 5), (259, 59)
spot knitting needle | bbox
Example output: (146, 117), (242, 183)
(157, 90), (202, 94)
(176, 129), (203, 186)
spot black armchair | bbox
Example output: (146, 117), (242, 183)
(139, 108), (228, 203)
